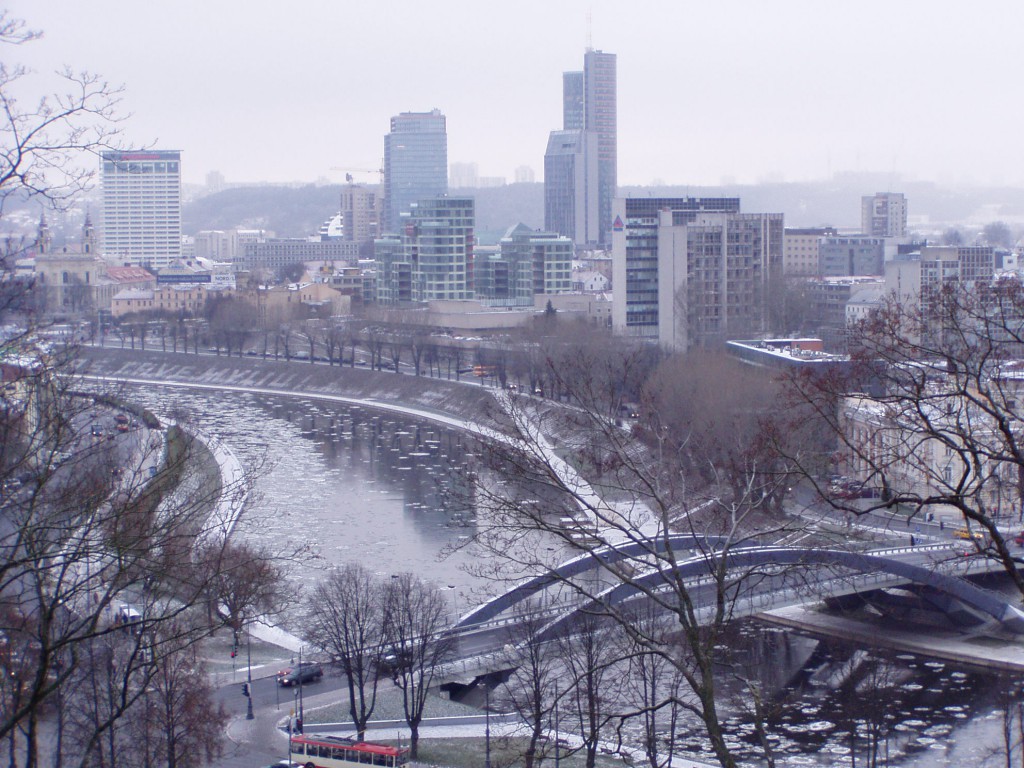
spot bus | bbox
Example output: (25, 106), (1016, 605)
(289, 734), (410, 768)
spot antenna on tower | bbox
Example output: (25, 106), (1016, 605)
(586, 10), (592, 51)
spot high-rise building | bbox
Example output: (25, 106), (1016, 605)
(543, 50), (617, 249)
(340, 185), (380, 249)
(861, 192), (907, 237)
(100, 150), (182, 269)
(383, 110), (448, 233)
(585, 50), (617, 247)
(544, 130), (598, 247)
(562, 71), (584, 130)
(612, 197), (783, 350)
(374, 196), (474, 304)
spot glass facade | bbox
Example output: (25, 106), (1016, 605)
(383, 110), (448, 234)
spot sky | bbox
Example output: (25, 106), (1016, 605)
(9, 0), (1024, 189)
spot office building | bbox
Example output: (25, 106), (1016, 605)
(383, 110), (448, 233)
(543, 50), (616, 248)
(784, 226), (837, 277)
(862, 192), (908, 237)
(612, 198), (783, 351)
(819, 235), (887, 277)
(375, 196), (474, 304)
(544, 130), (598, 247)
(585, 50), (617, 247)
(100, 150), (182, 269)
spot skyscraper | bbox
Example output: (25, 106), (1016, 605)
(544, 50), (616, 249)
(100, 150), (182, 269)
(584, 50), (617, 247)
(383, 109), (448, 233)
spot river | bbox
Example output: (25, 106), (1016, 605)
(121, 382), (1016, 767)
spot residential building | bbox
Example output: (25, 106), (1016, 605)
(100, 150), (182, 269)
(475, 224), (573, 301)
(339, 185), (380, 249)
(862, 192), (908, 237)
(611, 197), (741, 342)
(383, 109), (448, 233)
(110, 283), (211, 318)
(784, 226), (837, 276)
(374, 196), (475, 304)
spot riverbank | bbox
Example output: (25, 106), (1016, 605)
(759, 604), (1024, 672)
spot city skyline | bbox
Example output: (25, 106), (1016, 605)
(10, 1), (1024, 190)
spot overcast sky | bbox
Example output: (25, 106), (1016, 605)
(9, 0), (1024, 189)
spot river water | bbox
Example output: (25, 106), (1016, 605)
(121, 383), (1016, 767)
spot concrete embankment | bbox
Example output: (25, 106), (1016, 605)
(74, 346), (503, 430)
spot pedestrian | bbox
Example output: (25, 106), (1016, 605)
(940, 519), (944, 530)
(910, 534), (916, 546)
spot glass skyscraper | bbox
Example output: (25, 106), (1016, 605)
(383, 110), (448, 234)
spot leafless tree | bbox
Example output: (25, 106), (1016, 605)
(785, 278), (1024, 598)
(196, 540), (284, 647)
(382, 573), (457, 759)
(304, 564), (387, 740)
(461, 339), (818, 768)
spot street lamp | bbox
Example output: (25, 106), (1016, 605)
(245, 621), (254, 720)
(484, 683), (491, 768)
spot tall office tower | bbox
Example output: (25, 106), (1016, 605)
(544, 50), (616, 249)
(614, 197), (782, 347)
(861, 192), (907, 237)
(584, 50), (617, 248)
(100, 150), (182, 269)
(383, 109), (448, 233)
(544, 130), (598, 247)
(563, 71), (584, 130)
(374, 196), (474, 304)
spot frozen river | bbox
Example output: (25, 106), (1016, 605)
(120, 382), (1018, 767)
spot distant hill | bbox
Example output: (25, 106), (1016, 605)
(180, 175), (1024, 243)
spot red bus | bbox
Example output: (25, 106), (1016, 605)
(289, 734), (410, 768)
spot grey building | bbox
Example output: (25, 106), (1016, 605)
(242, 239), (361, 272)
(543, 50), (616, 249)
(383, 110), (448, 233)
(100, 150), (182, 269)
(819, 235), (886, 276)
(482, 223), (573, 301)
(611, 197), (784, 351)
(544, 130), (598, 247)
(861, 192), (908, 237)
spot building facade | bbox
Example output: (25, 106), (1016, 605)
(611, 197), (741, 341)
(100, 150), (182, 269)
(543, 50), (616, 249)
(784, 226), (837, 276)
(819, 235), (887, 277)
(861, 192), (908, 238)
(476, 224), (573, 301)
(374, 196), (475, 304)
(383, 110), (448, 233)
(340, 185), (380, 248)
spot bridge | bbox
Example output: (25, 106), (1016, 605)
(449, 537), (1024, 662)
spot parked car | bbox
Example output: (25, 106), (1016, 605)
(277, 661), (323, 687)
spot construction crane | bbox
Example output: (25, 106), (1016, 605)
(328, 165), (384, 185)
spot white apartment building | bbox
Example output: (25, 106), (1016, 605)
(101, 150), (182, 269)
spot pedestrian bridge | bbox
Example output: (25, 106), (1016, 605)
(453, 536), (1024, 640)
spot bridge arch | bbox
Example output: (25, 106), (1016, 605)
(458, 542), (1024, 638)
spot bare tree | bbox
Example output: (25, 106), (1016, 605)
(382, 574), (457, 759)
(196, 540), (284, 647)
(461, 340), (816, 768)
(304, 564), (387, 740)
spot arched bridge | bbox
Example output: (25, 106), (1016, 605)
(454, 537), (1024, 639)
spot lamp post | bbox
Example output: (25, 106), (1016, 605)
(484, 683), (491, 768)
(553, 681), (560, 768)
(245, 622), (254, 720)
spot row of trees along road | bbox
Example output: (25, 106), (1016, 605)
(0, 14), (290, 767)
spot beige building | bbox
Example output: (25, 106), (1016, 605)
(35, 252), (155, 318)
(783, 227), (837, 277)
(111, 284), (214, 318)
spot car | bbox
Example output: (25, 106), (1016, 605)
(115, 604), (143, 635)
(953, 527), (984, 542)
(1013, 531), (1024, 546)
(277, 661), (323, 687)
